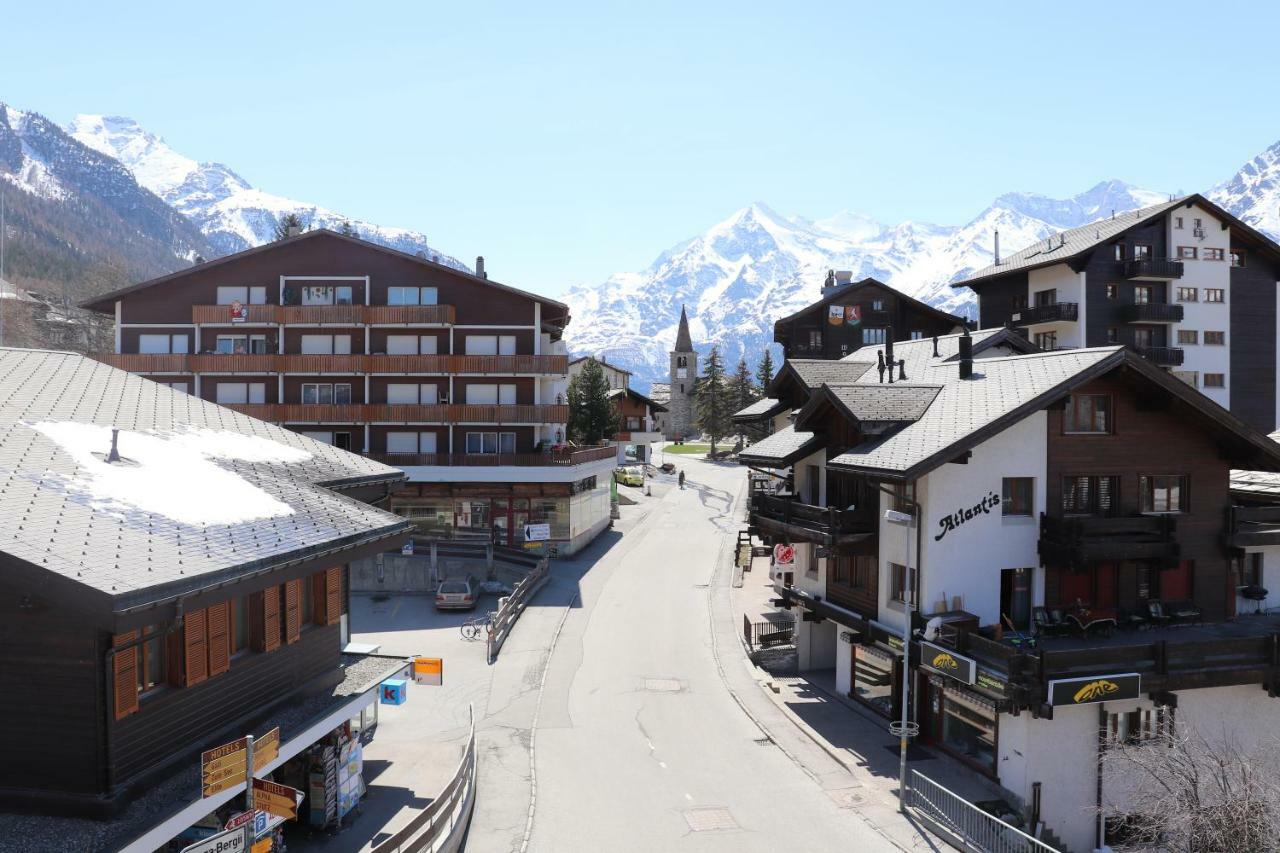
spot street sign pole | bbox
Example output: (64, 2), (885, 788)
(244, 735), (255, 818)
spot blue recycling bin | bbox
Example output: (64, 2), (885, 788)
(380, 678), (407, 705)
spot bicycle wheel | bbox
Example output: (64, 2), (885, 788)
(460, 621), (478, 640)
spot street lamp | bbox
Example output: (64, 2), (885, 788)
(883, 505), (917, 814)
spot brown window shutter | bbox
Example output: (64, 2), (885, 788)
(112, 632), (140, 720)
(254, 588), (281, 652)
(206, 602), (230, 677)
(284, 579), (302, 644)
(322, 568), (342, 626)
(183, 609), (209, 687)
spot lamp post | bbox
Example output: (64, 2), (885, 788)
(883, 505), (917, 814)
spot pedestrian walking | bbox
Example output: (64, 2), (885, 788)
(678, 470), (685, 489)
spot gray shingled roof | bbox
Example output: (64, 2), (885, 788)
(788, 359), (876, 390)
(825, 384), (942, 423)
(0, 349), (411, 611)
(952, 198), (1185, 289)
(731, 397), (787, 422)
(738, 425), (822, 468)
(1231, 432), (1280, 497)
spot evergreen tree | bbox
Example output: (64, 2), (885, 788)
(273, 213), (305, 241)
(338, 220), (357, 237)
(567, 358), (619, 445)
(755, 348), (775, 393)
(695, 345), (731, 455)
(731, 357), (757, 449)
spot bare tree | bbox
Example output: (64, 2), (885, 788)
(1102, 725), (1280, 852)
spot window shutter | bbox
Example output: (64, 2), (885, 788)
(183, 609), (209, 687)
(206, 602), (230, 677)
(322, 568), (342, 626)
(254, 588), (281, 653)
(284, 579), (302, 644)
(112, 632), (140, 720)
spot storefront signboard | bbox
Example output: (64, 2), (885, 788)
(920, 640), (976, 685)
(225, 810), (256, 832)
(202, 737), (248, 797)
(414, 656), (444, 686)
(885, 635), (904, 652)
(524, 523), (551, 542)
(253, 778), (300, 820)
(1048, 673), (1141, 707)
(975, 670), (1007, 698)
(773, 543), (794, 565)
(181, 825), (250, 853)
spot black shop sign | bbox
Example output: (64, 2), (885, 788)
(1048, 673), (1142, 706)
(920, 640), (976, 685)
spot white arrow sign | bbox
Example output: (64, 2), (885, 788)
(524, 523), (551, 542)
(180, 825), (250, 853)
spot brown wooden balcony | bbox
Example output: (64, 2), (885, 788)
(1229, 505), (1280, 547)
(749, 493), (876, 546)
(1119, 302), (1184, 324)
(1122, 258), (1184, 280)
(1012, 302), (1078, 325)
(367, 445), (616, 468)
(1039, 513), (1179, 568)
(90, 352), (569, 375)
(1134, 345), (1184, 367)
(190, 304), (458, 325)
(223, 403), (569, 424)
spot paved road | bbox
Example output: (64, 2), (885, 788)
(469, 454), (893, 853)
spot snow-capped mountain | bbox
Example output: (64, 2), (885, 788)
(565, 181), (1171, 389)
(1211, 140), (1280, 239)
(68, 115), (468, 270)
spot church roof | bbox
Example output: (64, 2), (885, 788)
(675, 305), (693, 352)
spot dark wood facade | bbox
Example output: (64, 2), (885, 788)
(774, 278), (965, 360)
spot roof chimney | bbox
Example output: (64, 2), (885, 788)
(193, 254), (206, 266)
(993, 229), (1000, 265)
(958, 328), (973, 380)
(824, 269), (835, 290)
(286, 224), (302, 238)
(885, 329), (895, 384)
(932, 335), (939, 358)
(476, 256), (487, 279)
(106, 428), (121, 463)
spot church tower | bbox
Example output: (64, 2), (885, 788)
(667, 305), (698, 440)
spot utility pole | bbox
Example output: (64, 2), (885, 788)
(884, 500), (919, 814)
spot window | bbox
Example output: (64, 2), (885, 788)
(910, 331), (924, 340)
(1203, 373), (1225, 388)
(807, 330), (822, 348)
(1034, 289), (1057, 307)
(1203, 248), (1225, 262)
(871, 299), (885, 311)
(215, 383), (266, 405)
(466, 432), (516, 454)
(1193, 218), (1202, 229)
(138, 626), (166, 695)
(217, 286), (248, 305)
(300, 334), (352, 355)
(1106, 708), (1167, 746)
(1176, 287), (1198, 302)
(301, 383), (351, 404)
(1012, 294), (1028, 312)
(862, 328), (886, 345)
(1113, 244), (1125, 261)
(160, 382), (190, 394)
(852, 556), (876, 591)
(1064, 394), (1111, 434)
(1132, 244), (1151, 260)
(1132, 285), (1152, 305)
(1230, 250), (1245, 268)
(1132, 327), (1153, 349)
(465, 335), (498, 355)
(1062, 475), (1120, 516)
(892, 481), (915, 514)
(1176, 329), (1198, 345)
(1105, 284), (1118, 300)
(1139, 474), (1188, 513)
(387, 286), (419, 305)
(386, 334), (437, 355)
(1204, 331), (1225, 345)
(1002, 478), (1033, 517)
(216, 335), (266, 354)
(1106, 327), (1119, 344)
(231, 597), (250, 656)
(890, 562), (915, 606)
(388, 383), (438, 405)
(139, 333), (190, 354)
(464, 384), (516, 404)
(1204, 288), (1225, 303)
(1241, 552), (1263, 588)
(1177, 246), (1197, 260)
(300, 285), (354, 305)
(1174, 216), (1183, 229)
(301, 575), (314, 631)
(1172, 371), (1198, 388)
(1034, 330), (1057, 350)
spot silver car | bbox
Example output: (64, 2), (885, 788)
(435, 578), (478, 610)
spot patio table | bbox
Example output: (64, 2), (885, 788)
(1067, 607), (1117, 636)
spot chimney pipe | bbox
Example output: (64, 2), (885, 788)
(885, 330), (895, 384)
(994, 229), (1000, 265)
(106, 428), (121, 463)
(877, 350), (886, 383)
(286, 224), (302, 238)
(958, 328), (973, 380)
(476, 256), (487, 279)
(932, 335), (939, 358)
(824, 269), (835, 290)
(897, 359), (907, 382)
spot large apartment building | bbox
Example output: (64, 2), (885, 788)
(736, 330), (1280, 851)
(954, 193), (1280, 431)
(83, 230), (617, 556)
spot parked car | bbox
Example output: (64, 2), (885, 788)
(435, 578), (478, 610)
(615, 465), (644, 486)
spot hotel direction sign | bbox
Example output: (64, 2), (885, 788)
(202, 737), (248, 797)
(920, 640), (976, 685)
(1048, 673), (1142, 707)
(253, 727), (280, 772)
(252, 778), (300, 821)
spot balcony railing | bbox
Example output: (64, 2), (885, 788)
(1134, 346), (1184, 366)
(1011, 302), (1078, 325)
(1119, 302), (1184, 324)
(190, 304), (457, 325)
(1122, 258), (1184, 280)
(367, 445), (617, 468)
(1228, 505), (1280, 547)
(784, 343), (827, 358)
(223, 403), (570, 424)
(90, 352), (569, 375)
(1039, 513), (1178, 568)
(750, 493), (876, 546)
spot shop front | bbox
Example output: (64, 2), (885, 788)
(915, 642), (1003, 777)
(849, 630), (904, 719)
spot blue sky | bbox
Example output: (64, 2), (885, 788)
(5, 1), (1280, 296)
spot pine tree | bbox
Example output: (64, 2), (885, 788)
(338, 220), (357, 237)
(567, 358), (619, 445)
(756, 348), (775, 393)
(695, 345), (731, 455)
(731, 357), (757, 449)
(272, 213), (305, 241)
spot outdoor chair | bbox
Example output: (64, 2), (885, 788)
(1165, 600), (1203, 625)
(1145, 600), (1172, 628)
(1033, 606), (1068, 637)
(1117, 608), (1148, 631)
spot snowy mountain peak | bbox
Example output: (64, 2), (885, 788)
(1211, 141), (1280, 239)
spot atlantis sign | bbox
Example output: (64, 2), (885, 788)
(934, 491), (1000, 541)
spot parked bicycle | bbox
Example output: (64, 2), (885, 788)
(460, 611), (498, 640)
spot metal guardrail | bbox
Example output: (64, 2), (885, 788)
(907, 770), (1059, 853)
(486, 556), (551, 663)
(742, 615), (797, 649)
(370, 705), (477, 853)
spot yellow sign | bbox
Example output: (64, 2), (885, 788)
(253, 727), (280, 771)
(201, 737), (249, 797)
(1073, 679), (1120, 704)
(252, 778), (299, 820)
(251, 839), (272, 853)
(931, 652), (959, 671)
(414, 657), (444, 686)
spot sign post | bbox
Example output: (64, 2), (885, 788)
(413, 656), (444, 686)
(180, 825), (251, 853)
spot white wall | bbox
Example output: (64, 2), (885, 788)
(913, 412), (1048, 626)
(835, 633), (854, 695)
(1237, 544), (1279, 614)
(1169, 203), (1232, 409)
(1026, 265), (1086, 349)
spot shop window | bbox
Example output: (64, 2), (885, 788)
(852, 646), (895, 717)
(1001, 478), (1033, 516)
(941, 691), (997, 772)
(1140, 474), (1188, 513)
(1063, 394), (1112, 434)
(1063, 475), (1119, 517)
